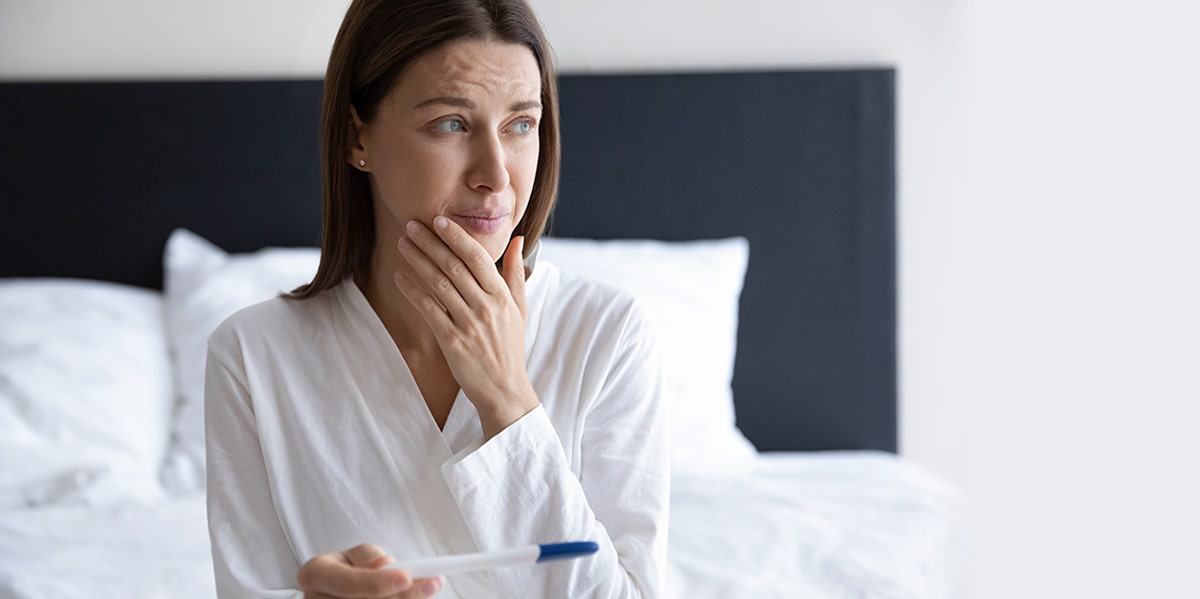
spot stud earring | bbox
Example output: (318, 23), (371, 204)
(358, 160), (366, 167)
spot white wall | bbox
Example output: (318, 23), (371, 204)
(3, 1), (1198, 598)
(953, 2), (1200, 597)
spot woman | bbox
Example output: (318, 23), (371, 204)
(204, 1), (668, 598)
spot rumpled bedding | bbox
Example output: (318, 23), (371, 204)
(667, 451), (960, 599)
(0, 452), (958, 599)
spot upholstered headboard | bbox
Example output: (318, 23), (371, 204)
(0, 70), (896, 452)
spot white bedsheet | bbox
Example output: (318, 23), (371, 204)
(667, 451), (960, 599)
(0, 452), (958, 599)
(0, 495), (214, 599)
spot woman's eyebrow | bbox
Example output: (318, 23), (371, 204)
(412, 97), (542, 112)
(414, 96), (475, 110)
(510, 100), (542, 112)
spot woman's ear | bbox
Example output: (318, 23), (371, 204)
(347, 105), (370, 171)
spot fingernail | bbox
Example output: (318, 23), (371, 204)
(393, 576), (410, 592)
(421, 577), (442, 596)
(393, 271), (405, 283)
(407, 220), (421, 234)
(434, 216), (449, 230)
(398, 236), (413, 249)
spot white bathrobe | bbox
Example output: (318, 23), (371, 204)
(204, 258), (668, 598)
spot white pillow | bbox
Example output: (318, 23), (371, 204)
(0, 278), (173, 508)
(539, 237), (758, 474)
(161, 229), (320, 493)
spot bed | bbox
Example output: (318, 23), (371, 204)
(0, 71), (959, 598)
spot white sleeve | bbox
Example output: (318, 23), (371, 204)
(440, 304), (669, 597)
(205, 346), (304, 599)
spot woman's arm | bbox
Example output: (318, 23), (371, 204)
(205, 346), (306, 598)
(394, 217), (669, 596)
(206, 339), (444, 599)
(440, 303), (669, 597)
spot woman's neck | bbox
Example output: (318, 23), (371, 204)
(357, 220), (460, 428)
(357, 220), (441, 356)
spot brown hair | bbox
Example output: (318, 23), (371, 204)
(288, 0), (560, 299)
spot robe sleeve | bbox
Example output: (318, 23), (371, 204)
(205, 346), (305, 599)
(440, 301), (669, 597)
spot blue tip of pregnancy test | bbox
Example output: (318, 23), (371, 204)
(536, 541), (600, 563)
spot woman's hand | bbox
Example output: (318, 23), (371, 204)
(297, 543), (443, 598)
(393, 217), (539, 438)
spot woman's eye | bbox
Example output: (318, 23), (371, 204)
(511, 120), (534, 134)
(434, 119), (464, 133)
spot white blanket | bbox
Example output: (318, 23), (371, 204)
(0, 495), (214, 599)
(0, 452), (957, 599)
(668, 452), (960, 599)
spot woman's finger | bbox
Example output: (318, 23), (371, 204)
(396, 228), (472, 317)
(393, 270), (456, 334)
(501, 236), (527, 321)
(297, 545), (412, 598)
(305, 576), (442, 599)
(405, 577), (444, 597)
(428, 216), (509, 296)
(343, 543), (393, 568)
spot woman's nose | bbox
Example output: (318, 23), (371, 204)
(466, 133), (510, 193)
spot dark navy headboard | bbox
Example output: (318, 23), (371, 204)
(0, 70), (896, 453)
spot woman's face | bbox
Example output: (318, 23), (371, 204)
(351, 38), (542, 261)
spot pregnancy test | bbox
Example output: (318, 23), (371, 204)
(387, 542), (599, 578)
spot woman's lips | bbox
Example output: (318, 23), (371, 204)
(449, 212), (509, 235)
